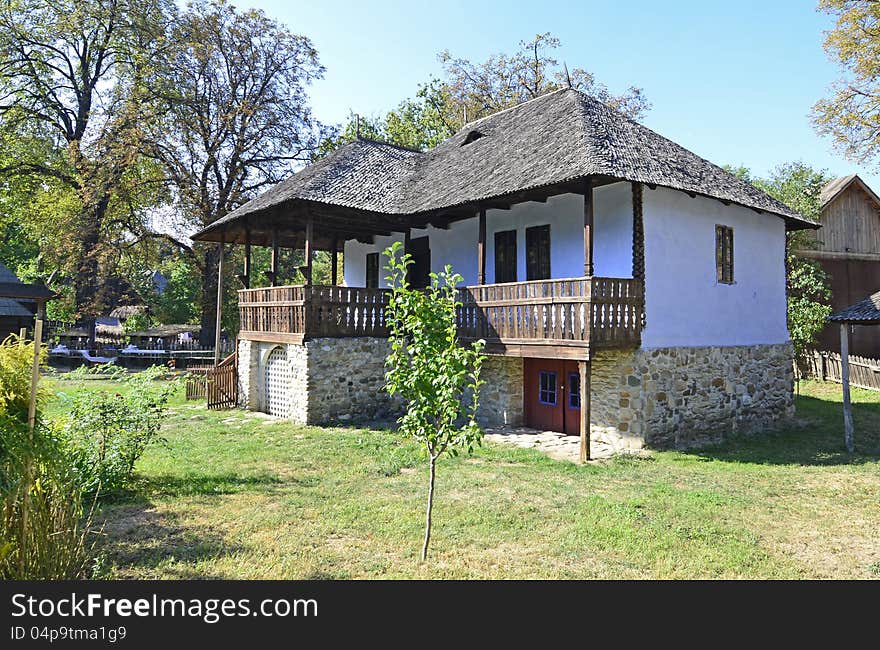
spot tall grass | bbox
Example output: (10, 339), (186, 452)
(0, 335), (95, 579)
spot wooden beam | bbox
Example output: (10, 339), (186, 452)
(583, 178), (594, 277)
(304, 215), (314, 286)
(214, 236), (225, 366)
(579, 360), (591, 462)
(477, 209), (486, 285)
(840, 323), (855, 453)
(331, 237), (339, 286)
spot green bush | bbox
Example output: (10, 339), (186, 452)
(59, 365), (178, 496)
(0, 335), (94, 579)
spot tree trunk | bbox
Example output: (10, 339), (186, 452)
(421, 455), (437, 562)
(199, 245), (221, 347)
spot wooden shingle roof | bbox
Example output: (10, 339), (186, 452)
(194, 88), (817, 241)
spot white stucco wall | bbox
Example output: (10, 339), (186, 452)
(343, 182), (634, 287)
(640, 186), (789, 348)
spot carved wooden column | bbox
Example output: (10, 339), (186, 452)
(331, 237), (339, 286)
(304, 215), (314, 286)
(632, 182), (646, 327)
(477, 208), (487, 284)
(583, 178), (594, 277)
(269, 227), (279, 287)
(241, 228), (251, 289)
(214, 233), (225, 366)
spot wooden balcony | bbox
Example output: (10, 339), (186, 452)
(238, 277), (644, 359)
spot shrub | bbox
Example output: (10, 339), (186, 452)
(60, 365), (178, 496)
(0, 335), (94, 579)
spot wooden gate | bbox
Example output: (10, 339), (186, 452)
(207, 353), (237, 410)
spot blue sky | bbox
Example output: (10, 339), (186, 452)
(236, 0), (880, 190)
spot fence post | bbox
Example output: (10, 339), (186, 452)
(820, 351), (826, 381)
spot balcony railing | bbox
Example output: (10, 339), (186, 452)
(238, 277), (644, 350)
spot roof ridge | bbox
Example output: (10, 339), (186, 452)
(459, 87), (571, 131)
(355, 136), (424, 154)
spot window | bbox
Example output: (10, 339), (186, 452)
(526, 225), (551, 280)
(716, 225), (734, 284)
(365, 252), (379, 288)
(494, 230), (517, 283)
(538, 371), (558, 406)
(568, 372), (580, 409)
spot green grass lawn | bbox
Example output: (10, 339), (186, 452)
(54, 377), (880, 579)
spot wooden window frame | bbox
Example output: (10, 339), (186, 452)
(494, 229), (517, 283)
(365, 252), (380, 289)
(538, 370), (558, 406)
(526, 224), (551, 281)
(715, 225), (734, 284)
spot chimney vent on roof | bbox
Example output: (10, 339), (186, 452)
(462, 130), (484, 146)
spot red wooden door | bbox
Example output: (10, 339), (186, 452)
(562, 360), (581, 436)
(524, 358), (564, 432)
(524, 358), (581, 435)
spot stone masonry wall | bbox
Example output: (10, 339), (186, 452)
(591, 343), (795, 450)
(238, 337), (523, 429)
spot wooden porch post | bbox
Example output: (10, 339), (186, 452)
(579, 360), (591, 462)
(214, 235), (225, 366)
(840, 323), (854, 453)
(270, 227), (279, 287)
(404, 229), (411, 286)
(583, 178), (594, 277)
(242, 228), (251, 289)
(477, 208), (487, 284)
(304, 215), (314, 286)
(331, 237), (339, 286)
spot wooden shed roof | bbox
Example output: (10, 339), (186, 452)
(828, 290), (880, 325)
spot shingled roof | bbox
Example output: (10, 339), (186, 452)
(828, 291), (880, 325)
(195, 88), (816, 240)
(0, 261), (34, 318)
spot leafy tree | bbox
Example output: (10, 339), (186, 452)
(382, 242), (485, 561)
(142, 0), (326, 344)
(0, 0), (174, 318)
(325, 32), (649, 153)
(728, 162), (834, 370)
(813, 0), (880, 167)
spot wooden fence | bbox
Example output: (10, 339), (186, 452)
(185, 353), (238, 408)
(805, 350), (880, 391)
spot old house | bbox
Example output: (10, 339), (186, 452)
(801, 174), (880, 358)
(192, 88), (816, 451)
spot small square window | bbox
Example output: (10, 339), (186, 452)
(568, 372), (580, 409)
(716, 225), (734, 284)
(539, 371), (557, 405)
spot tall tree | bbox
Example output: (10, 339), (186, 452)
(143, 0), (325, 344)
(327, 32), (650, 153)
(0, 0), (173, 319)
(813, 0), (880, 167)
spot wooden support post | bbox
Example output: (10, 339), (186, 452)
(404, 229), (412, 286)
(583, 178), (594, 277)
(242, 228), (251, 289)
(840, 323), (854, 453)
(304, 216), (314, 286)
(579, 360), (591, 463)
(331, 237), (339, 286)
(477, 208), (487, 285)
(270, 227), (279, 287)
(214, 237), (225, 366)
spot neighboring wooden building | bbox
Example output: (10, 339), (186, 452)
(801, 175), (880, 357)
(193, 88), (816, 453)
(0, 261), (36, 340)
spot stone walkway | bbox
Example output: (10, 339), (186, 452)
(483, 427), (634, 462)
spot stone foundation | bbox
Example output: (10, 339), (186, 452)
(590, 343), (795, 450)
(238, 338), (523, 428)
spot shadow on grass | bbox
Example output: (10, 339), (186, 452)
(681, 395), (880, 467)
(96, 504), (247, 579)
